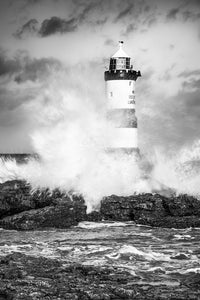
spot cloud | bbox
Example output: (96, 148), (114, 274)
(78, 2), (97, 22)
(39, 16), (78, 37)
(104, 38), (115, 46)
(115, 3), (134, 22)
(183, 78), (200, 90)
(0, 51), (63, 114)
(1, 0), (200, 153)
(0, 50), (20, 76)
(166, 8), (179, 20)
(0, 50), (62, 83)
(139, 88), (200, 152)
(123, 23), (138, 36)
(179, 69), (200, 77)
(0, 50), (67, 152)
(14, 16), (78, 39)
(14, 57), (62, 83)
(14, 19), (39, 39)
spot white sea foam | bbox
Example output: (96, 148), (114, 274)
(180, 267), (200, 274)
(167, 267), (200, 274)
(106, 244), (170, 261)
(173, 234), (193, 240)
(77, 221), (134, 229)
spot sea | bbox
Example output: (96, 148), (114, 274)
(0, 154), (200, 288)
(0, 222), (200, 286)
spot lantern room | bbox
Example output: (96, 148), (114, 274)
(109, 41), (131, 71)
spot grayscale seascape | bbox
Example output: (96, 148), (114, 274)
(1, 0), (200, 299)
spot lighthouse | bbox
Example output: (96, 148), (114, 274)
(104, 41), (141, 154)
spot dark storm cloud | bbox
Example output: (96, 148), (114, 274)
(0, 50), (61, 82)
(0, 51), (20, 76)
(0, 86), (31, 112)
(14, 57), (62, 83)
(182, 11), (194, 21)
(166, 8), (179, 20)
(14, 19), (38, 39)
(115, 3), (134, 22)
(39, 16), (77, 37)
(78, 2), (97, 22)
(95, 18), (107, 25)
(140, 88), (200, 150)
(182, 11), (200, 21)
(183, 78), (200, 90)
(14, 16), (78, 38)
(0, 51), (63, 114)
(123, 23), (138, 36)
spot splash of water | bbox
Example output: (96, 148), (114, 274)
(0, 70), (200, 210)
(151, 141), (200, 197)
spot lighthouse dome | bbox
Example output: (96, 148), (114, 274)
(109, 41), (131, 70)
(112, 41), (130, 58)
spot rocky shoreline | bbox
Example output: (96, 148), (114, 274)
(0, 180), (200, 230)
(0, 252), (199, 300)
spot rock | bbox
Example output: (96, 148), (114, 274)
(100, 194), (167, 222)
(0, 200), (87, 230)
(136, 215), (200, 228)
(162, 194), (200, 217)
(0, 180), (68, 218)
(0, 180), (200, 229)
(0, 180), (87, 230)
(0, 180), (35, 218)
(0, 253), (199, 300)
(171, 253), (190, 260)
(99, 194), (200, 228)
(87, 211), (102, 222)
(181, 273), (200, 288)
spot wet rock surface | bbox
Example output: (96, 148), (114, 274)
(0, 201), (86, 230)
(100, 194), (200, 228)
(0, 253), (199, 300)
(0, 180), (200, 229)
(0, 180), (86, 230)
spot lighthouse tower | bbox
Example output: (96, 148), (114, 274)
(104, 41), (141, 153)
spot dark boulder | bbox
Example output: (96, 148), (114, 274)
(100, 193), (200, 228)
(0, 196), (87, 230)
(0, 180), (68, 218)
(0, 180), (35, 218)
(136, 215), (200, 228)
(162, 194), (200, 217)
(0, 180), (200, 229)
(100, 194), (167, 222)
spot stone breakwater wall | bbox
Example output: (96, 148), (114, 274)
(0, 180), (200, 230)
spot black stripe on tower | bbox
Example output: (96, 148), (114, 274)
(107, 109), (137, 128)
(105, 70), (141, 81)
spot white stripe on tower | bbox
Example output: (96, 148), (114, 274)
(104, 41), (141, 153)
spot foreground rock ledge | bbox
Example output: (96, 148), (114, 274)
(0, 180), (200, 230)
(0, 253), (200, 300)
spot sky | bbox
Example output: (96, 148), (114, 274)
(0, 0), (200, 153)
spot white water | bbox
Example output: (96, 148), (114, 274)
(0, 223), (200, 284)
(1, 70), (200, 210)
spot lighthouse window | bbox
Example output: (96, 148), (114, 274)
(109, 59), (116, 70)
(126, 58), (131, 69)
(110, 92), (113, 97)
(129, 81), (131, 86)
(116, 58), (126, 70)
